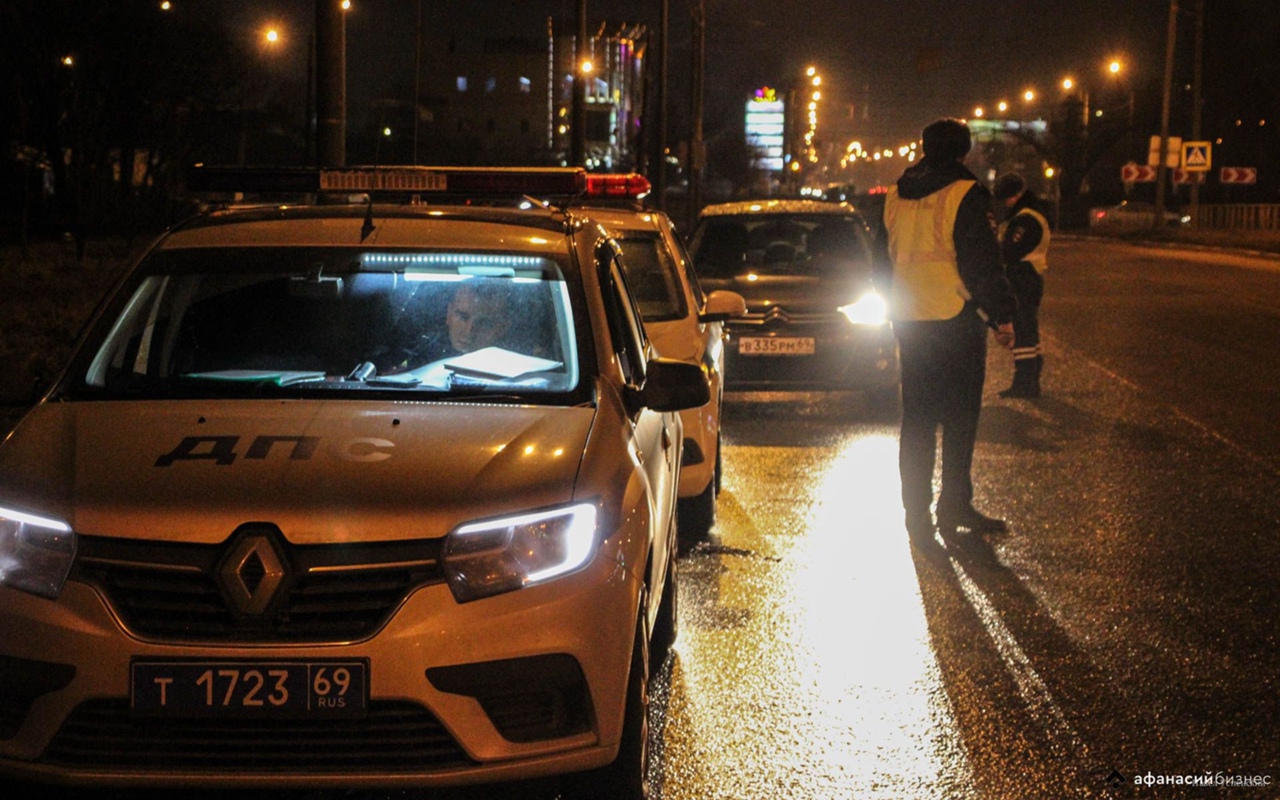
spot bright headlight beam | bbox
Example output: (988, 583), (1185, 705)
(838, 292), (889, 325)
(523, 506), (597, 583)
(0, 504), (76, 600)
(445, 503), (599, 602)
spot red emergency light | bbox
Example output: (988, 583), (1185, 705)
(584, 173), (652, 199)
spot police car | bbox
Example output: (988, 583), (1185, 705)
(569, 175), (745, 541)
(0, 166), (708, 797)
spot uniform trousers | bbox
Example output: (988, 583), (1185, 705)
(1007, 261), (1045, 391)
(893, 311), (988, 522)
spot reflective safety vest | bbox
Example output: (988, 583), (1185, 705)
(1011, 207), (1051, 274)
(884, 179), (974, 321)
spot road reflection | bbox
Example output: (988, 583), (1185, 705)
(662, 412), (976, 798)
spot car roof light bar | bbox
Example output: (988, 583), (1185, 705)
(584, 173), (652, 199)
(186, 165), (589, 197)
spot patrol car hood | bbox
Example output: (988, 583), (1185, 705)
(0, 400), (594, 545)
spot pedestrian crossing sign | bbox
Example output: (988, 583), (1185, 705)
(1182, 141), (1212, 172)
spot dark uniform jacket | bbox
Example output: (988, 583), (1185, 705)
(872, 158), (1015, 327)
(1000, 192), (1050, 272)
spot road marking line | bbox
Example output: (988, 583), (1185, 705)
(948, 553), (1090, 761)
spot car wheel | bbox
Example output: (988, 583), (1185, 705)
(677, 478), (716, 544)
(560, 622), (651, 800)
(649, 552), (678, 669)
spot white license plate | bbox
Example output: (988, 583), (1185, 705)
(131, 659), (367, 719)
(738, 337), (815, 355)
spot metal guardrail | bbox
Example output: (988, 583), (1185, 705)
(1192, 204), (1280, 230)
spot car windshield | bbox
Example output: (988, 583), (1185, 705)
(616, 235), (688, 323)
(689, 213), (871, 280)
(64, 247), (582, 400)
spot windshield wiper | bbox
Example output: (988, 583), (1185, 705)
(179, 370), (329, 387)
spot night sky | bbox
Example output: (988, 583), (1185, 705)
(197, 0), (1276, 151)
(6, 1), (1276, 176)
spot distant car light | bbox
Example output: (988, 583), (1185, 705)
(838, 291), (888, 325)
(442, 503), (599, 603)
(0, 504), (76, 600)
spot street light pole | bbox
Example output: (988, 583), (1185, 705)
(570, 0), (587, 167)
(1154, 0), (1178, 228)
(412, 0), (423, 165)
(652, 0), (669, 209)
(688, 0), (705, 227)
(1189, 0), (1204, 222)
(315, 0), (347, 166)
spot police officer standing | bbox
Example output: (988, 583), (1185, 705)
(993, 173), (1050, 398)
(873, 118), (1016, 547)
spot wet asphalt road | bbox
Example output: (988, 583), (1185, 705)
(654, 237), (1280, 799)
(17, 238), (1280, 799)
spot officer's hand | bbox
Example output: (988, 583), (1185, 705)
(993, 323), (1015, 349)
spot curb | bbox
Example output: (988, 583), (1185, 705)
(1055, 232), (1280, 262)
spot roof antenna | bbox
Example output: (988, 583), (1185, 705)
(360, 195), (376, 242)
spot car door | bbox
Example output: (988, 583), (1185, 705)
(600, 247), (679, 590)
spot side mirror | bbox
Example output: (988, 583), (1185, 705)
(698, 289), (747, 323)
(635, 357), (709, 412)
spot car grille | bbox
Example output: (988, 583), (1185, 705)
(732, 308), (839, 328)
(72, 532), (446, 643)
(40, 699), (474, 772)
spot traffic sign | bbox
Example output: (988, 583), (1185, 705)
(1182, 141), (1212, 171)
(1220, 166), (1257, 184)
(1172, 169), (1206, 184)
(1148, 136), (1182, 167)
(1121, 163), (1157, 182)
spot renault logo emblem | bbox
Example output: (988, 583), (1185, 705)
(217, 532), (288, 616)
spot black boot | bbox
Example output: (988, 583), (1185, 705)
(999, 358), (1040, 398)
(936, 506), (1008, 535)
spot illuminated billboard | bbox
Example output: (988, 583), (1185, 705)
(746, 87), (786, 172)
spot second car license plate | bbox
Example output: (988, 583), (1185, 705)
(738, 337), (815, 355)
(131, 659), (367, 719)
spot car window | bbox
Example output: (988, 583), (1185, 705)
(691, 213), (871, 279)
(600, 253), (650, 387)
(661, 217), (707, 309)
(616, 235), (688, 323)
(69, 248), (582, 399)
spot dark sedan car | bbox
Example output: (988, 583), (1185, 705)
(687, 199), (899, 405)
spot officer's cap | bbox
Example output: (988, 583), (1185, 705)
(993, 173), (1026, 201)
(921, 118), (972, 162)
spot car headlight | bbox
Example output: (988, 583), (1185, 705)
(0, 504), (77, 600)
(838, 291), (888, 325)
(442, 503), (598, 603)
